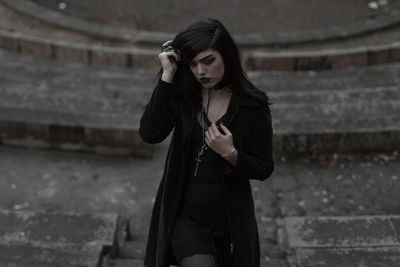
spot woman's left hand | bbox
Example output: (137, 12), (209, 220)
(205, 123), (235, 157)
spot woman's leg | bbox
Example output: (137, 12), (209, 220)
(179, 254), (218, 267)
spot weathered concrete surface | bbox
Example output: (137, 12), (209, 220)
(0, 47), (399, 263)
(0, 210), (118, 267)
(285, 216), (400, 248)
(293, 247), (400, 267)
(3, 0), (400, 46)
(285, 216), (400, 266)
(0, 210), (117, 246)
(0, 244), (99, 267)
(1, 49), (399, 156)
(24, 0), (400, 34)
(389, 216), (400, 242)
(249, 65), (400, 155)
(263, 152), (400, 217)
(1, 144), (399, 265)
(0, 49), (154, 156)
(1, 1), (400, 71)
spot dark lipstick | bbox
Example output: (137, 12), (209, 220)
(199, 78), (211, 84)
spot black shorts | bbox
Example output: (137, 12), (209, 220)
(170, 204), (233, 266)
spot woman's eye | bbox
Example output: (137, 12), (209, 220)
(205, 58), (215, 64)
(190, 62), (196, 68)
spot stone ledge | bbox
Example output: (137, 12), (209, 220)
(292, 247), (400, 267)
(2, 0), (400, 47)
(0, 29), (159, 69)
(0, 0), (139, 42)
(1, 26), (400, 71)
(0, 121), (151, 157)
(0, 102), (151, 157)
(0, 210), (119, 267)
(1, 1), (400, 70)
(246, 41), (400, 70)
(285, 216), (400, 267)
(274, 131), (400, 157)
(1, 49), (399, 156)
(0, 210), (118, 247)
(0, 244), (100, 267)
(0, 48), (153, 157)
(285, 216), (400, 248)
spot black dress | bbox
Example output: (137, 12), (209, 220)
(170, 111), (233, 266)
(142, 81), (274, 267)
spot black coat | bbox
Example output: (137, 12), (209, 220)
(140, 80), (274, 267)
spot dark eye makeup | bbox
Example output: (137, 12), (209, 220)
(189, 55), (216, 68)
(204, 57), (215, 64)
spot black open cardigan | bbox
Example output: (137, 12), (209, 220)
(140, 80), (274, 267)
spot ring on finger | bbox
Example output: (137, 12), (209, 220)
(161, 45), (174, 53)
(161, 45), (168, 52)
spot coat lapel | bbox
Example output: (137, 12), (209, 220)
(222, 91), (240, 127)
(222, 91), (261, 127)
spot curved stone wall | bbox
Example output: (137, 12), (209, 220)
(1, 0), (400, 70)
(3, 0), (400, 46)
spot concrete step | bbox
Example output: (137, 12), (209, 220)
(0, 210), (118, 267)
(0, 140), (399, 266)
(284, 216), (400, 267)
(244, 25), (400, 71)
(0, 49), (154, 157)
(106, 214), (400, 266)
(249, 64), (400, 155)
(0, 244), (100, 267)
(293, 247), (400, 267)
(111, 214), (288, 266)
(4, 0), (400, 45)
(0, 1), (400, 70)
(1, 49), (399, 156)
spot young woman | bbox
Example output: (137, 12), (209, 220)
(140, 18), (274, 267)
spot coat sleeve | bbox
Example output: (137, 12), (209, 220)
(229, 104), (274, 181)
(139, 80), (177, 144)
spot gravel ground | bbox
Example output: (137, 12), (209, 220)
(1, 144), (398, 218)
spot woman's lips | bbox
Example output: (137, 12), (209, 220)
(199, 77), (211, 84)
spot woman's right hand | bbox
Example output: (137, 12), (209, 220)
(159, 40), (181, 83)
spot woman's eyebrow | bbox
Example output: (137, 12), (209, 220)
(192, 54), (214, 63)
(200, 54), (214, 61)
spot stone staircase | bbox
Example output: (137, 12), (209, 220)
(102, 213), (288, 267)
(1, 48), (399, 156)
(0, 1), (399, 266)
(284, 216), (400, 266)
(3, 211), (399, 267)
(0, 49), (154, 157)
(1, 137), (399, 266)
(250, 64), (400, 155)
(1, 0), (400, 71)
(0, 210), (118, 267)
(101, 215), (400, 267)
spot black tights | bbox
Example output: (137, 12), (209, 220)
(179, 254), (218, 267)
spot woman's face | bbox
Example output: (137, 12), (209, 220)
(189, 49), (225, 89)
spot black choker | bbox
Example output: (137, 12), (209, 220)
(211, 81), (226, 91)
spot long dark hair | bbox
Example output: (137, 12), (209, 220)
(157, 19), (269, 140)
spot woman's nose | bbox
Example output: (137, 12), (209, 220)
(198, 64), (206, 76)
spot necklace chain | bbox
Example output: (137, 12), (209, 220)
(194, 88), (229, 176)
(204, 88), (229, 124)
